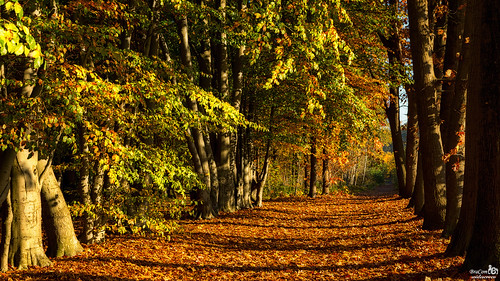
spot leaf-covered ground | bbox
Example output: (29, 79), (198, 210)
(2, 186), (469, 280)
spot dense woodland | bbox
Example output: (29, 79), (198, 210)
(0, 0), (498, 276)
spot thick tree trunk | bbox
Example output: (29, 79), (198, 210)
(215, 0), (236, 213)
(177, 15), (216, 219)
(309, 138), (317, 198)
(408, 0), (446, 230)
(217, 134), (235, 212)
(0, 189), (12, 272)
(439, 0), (466, 140)
(80, 162), (105, 244)
(0, 149), (15, 208)
(236, 126), (253, 209)
(38, 160), (83, 257)
(78, 124), (106, 244)
(462, 0), (500, 270)
(194, 6), (221, 214)
(445, 18), (476, 249)
(232, 0), (249, 210)
(9, 150), (52, 269)
(186, 130), (215, 219)
(441, 0), (468, 239)
(446, 156), (475, 256)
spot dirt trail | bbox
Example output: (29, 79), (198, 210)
(2, 186), (466, 280)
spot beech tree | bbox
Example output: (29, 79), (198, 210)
(0, 1), (83, 270)
(460, 0), (500, 269)
(407, 0), (447, 230)
(439, 0), (467, 238)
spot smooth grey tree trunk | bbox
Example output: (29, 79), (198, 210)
(215, 0), (236, 213)
(38, 160), (83, 257)
(177, 15), (216, 219)
(9, 150), (52, 269)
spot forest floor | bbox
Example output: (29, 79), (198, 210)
(1, 185), (470, 281)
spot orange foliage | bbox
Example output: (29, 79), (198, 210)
(1, 188), (467, 280)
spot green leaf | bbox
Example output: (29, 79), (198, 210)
(4, 22), (18, 31)
(33, 56), (43, 69)
(14, 2), (23, 18)
(14, 44), (23, 56)
(4, 1), (12, 11)
(6, 41), (15, 53)
(22, 25), (29, 35)
(26, 34), (36, 49)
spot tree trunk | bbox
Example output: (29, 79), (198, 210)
(186, 130), (215, 219)
(380, 0), (407, 198)
(0, 189), (12, 272)
(215, 0), (236, 213)
(80, 162), (105, 244)
(385, 89), (407, 197)
(0, 149), (15, 206)
(439, 0), (466, 140)
(237, 95), (254, 209)
(309, 137), (317, 198)
(322, 149), (330, 195)
(9, 150), (52, 269)
(462, 0), (500, 269)
(361, 151), (368, 185)
(77, 123), (106, 244)
(405, 86), (419, 199)
(443, 13), (472, 237)
(236, 125), (253, 209)
(408, 0), (446, 230)
(254, 123), (273, 207)
(445, 16), (476, 249)
(254, 160), (269, 208)
(413, 151), (425, 216)
(241, 139), (253, 209)
(177, 15), (216, 219)
(441, 0), (468, 239)
(194, 5), (221, 214)
(38, 160), (83, 257)
(232, 0), (248, 209)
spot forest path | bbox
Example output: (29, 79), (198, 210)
(3, 186), (466, 280)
